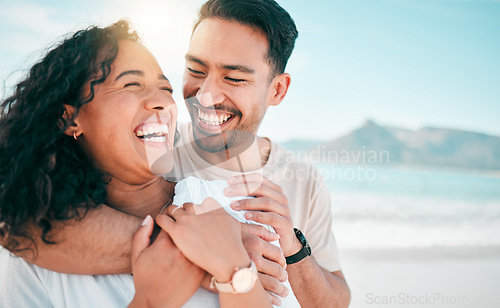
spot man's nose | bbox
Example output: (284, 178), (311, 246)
(196, 76), (224, 108)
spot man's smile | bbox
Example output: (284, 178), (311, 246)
(197, 108), (233, 126)
(190, 102), (241, 135)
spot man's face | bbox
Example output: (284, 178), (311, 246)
(183, 18), (275, 153)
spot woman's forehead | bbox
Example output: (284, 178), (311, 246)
(111, 41), (162, 75)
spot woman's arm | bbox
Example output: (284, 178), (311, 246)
(129, 216), (205, 307)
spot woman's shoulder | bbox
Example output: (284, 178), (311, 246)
(176, 176), (227, 188)
(0, 247), (41, 281)
(0, 247), (135, 307)
(174, 176), (229, 205)
(0, 247), (52, 306)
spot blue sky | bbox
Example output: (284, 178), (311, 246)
(1, 0), (499, 141)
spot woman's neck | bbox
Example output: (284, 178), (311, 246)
(105, 176), (174, 218)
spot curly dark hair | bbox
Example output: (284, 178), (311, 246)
(0, 20), (141, 254)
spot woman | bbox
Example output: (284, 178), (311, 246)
(0, 20), (272, 307)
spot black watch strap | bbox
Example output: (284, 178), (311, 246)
(286, 228), (312, 265)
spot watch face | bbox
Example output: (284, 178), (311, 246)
(305, 245), (312, 255)
(295, 228), (308, 246)
(294, 228), (312, 257)
(233, 268), (256, 293)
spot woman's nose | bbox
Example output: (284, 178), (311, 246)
(144, 88), (175, 111)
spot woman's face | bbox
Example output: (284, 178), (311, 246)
(75, 40), (178, 185)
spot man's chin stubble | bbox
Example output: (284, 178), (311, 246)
(193, 130), (254, 155)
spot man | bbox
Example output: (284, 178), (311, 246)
(5, 0), (350, 307)
(165, 1), (350, 307)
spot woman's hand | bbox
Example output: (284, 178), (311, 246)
(129, 216), (205, 308)
(199, 224), (290, 306)
(156, 199), (251, 282)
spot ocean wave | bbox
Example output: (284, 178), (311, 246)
(330, 191), (500, 249)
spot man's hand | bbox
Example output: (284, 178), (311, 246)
(225, 173), (301, 257)
(241, 224), (289, 306)
(130, 216), (205, 308)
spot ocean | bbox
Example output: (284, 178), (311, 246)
(316, 164), (500, 250)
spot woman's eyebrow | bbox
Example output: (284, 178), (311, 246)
(115, 70), (144, 81)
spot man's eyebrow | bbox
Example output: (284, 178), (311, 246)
(115, 70), (144, 81)
(185, 54), (254, 74)
(159, 74), (170, 82)
(219, 64), (255, 74)
(185, 55), (207, 67)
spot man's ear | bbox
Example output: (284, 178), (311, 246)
(60, 104), (81, 137)
(269, 73), (291, 107)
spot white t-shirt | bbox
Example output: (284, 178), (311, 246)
(0, 177), (299, 308)
(167, 122), (341, 272)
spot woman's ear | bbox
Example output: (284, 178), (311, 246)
(269, 73), (291, 107)
(60, 104), (81, 138)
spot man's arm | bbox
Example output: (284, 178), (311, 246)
(287, 258), (350, 308)
(227, 173), (351, 307)
(9, 205), (141, 275)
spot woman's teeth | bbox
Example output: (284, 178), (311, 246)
(135, 123), (169, 142)
(144, 136), (167, 142)
(198, 109), (232, 126)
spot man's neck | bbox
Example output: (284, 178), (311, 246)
(105, 177), (174, 218)
(192, 135), (272, 173)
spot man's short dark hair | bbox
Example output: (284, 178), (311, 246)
(194, 0), (299, 76)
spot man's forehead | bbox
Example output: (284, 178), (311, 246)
(188, 18), (269, 64)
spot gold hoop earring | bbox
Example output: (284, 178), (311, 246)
(73, 131), (78, 140)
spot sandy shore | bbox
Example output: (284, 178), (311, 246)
(339, 247), (500, 307)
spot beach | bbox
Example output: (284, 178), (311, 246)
(340, 247), (500, 308)
(319, 165), (500, 308)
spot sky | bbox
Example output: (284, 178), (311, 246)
(0, 0), (499, 142)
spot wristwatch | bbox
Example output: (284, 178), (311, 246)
(210, 261), (258, 294)
(286, 228), (312, 265)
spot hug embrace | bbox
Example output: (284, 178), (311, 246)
(0, 0), (350, 307)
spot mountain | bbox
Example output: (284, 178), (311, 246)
(403, 127), (500, 169)
(322, 120), (406, 164)
(282, 120), (500, 170)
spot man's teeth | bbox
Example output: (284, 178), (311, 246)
(135, 123), (169, 142)
(198, 109), (231, 126)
